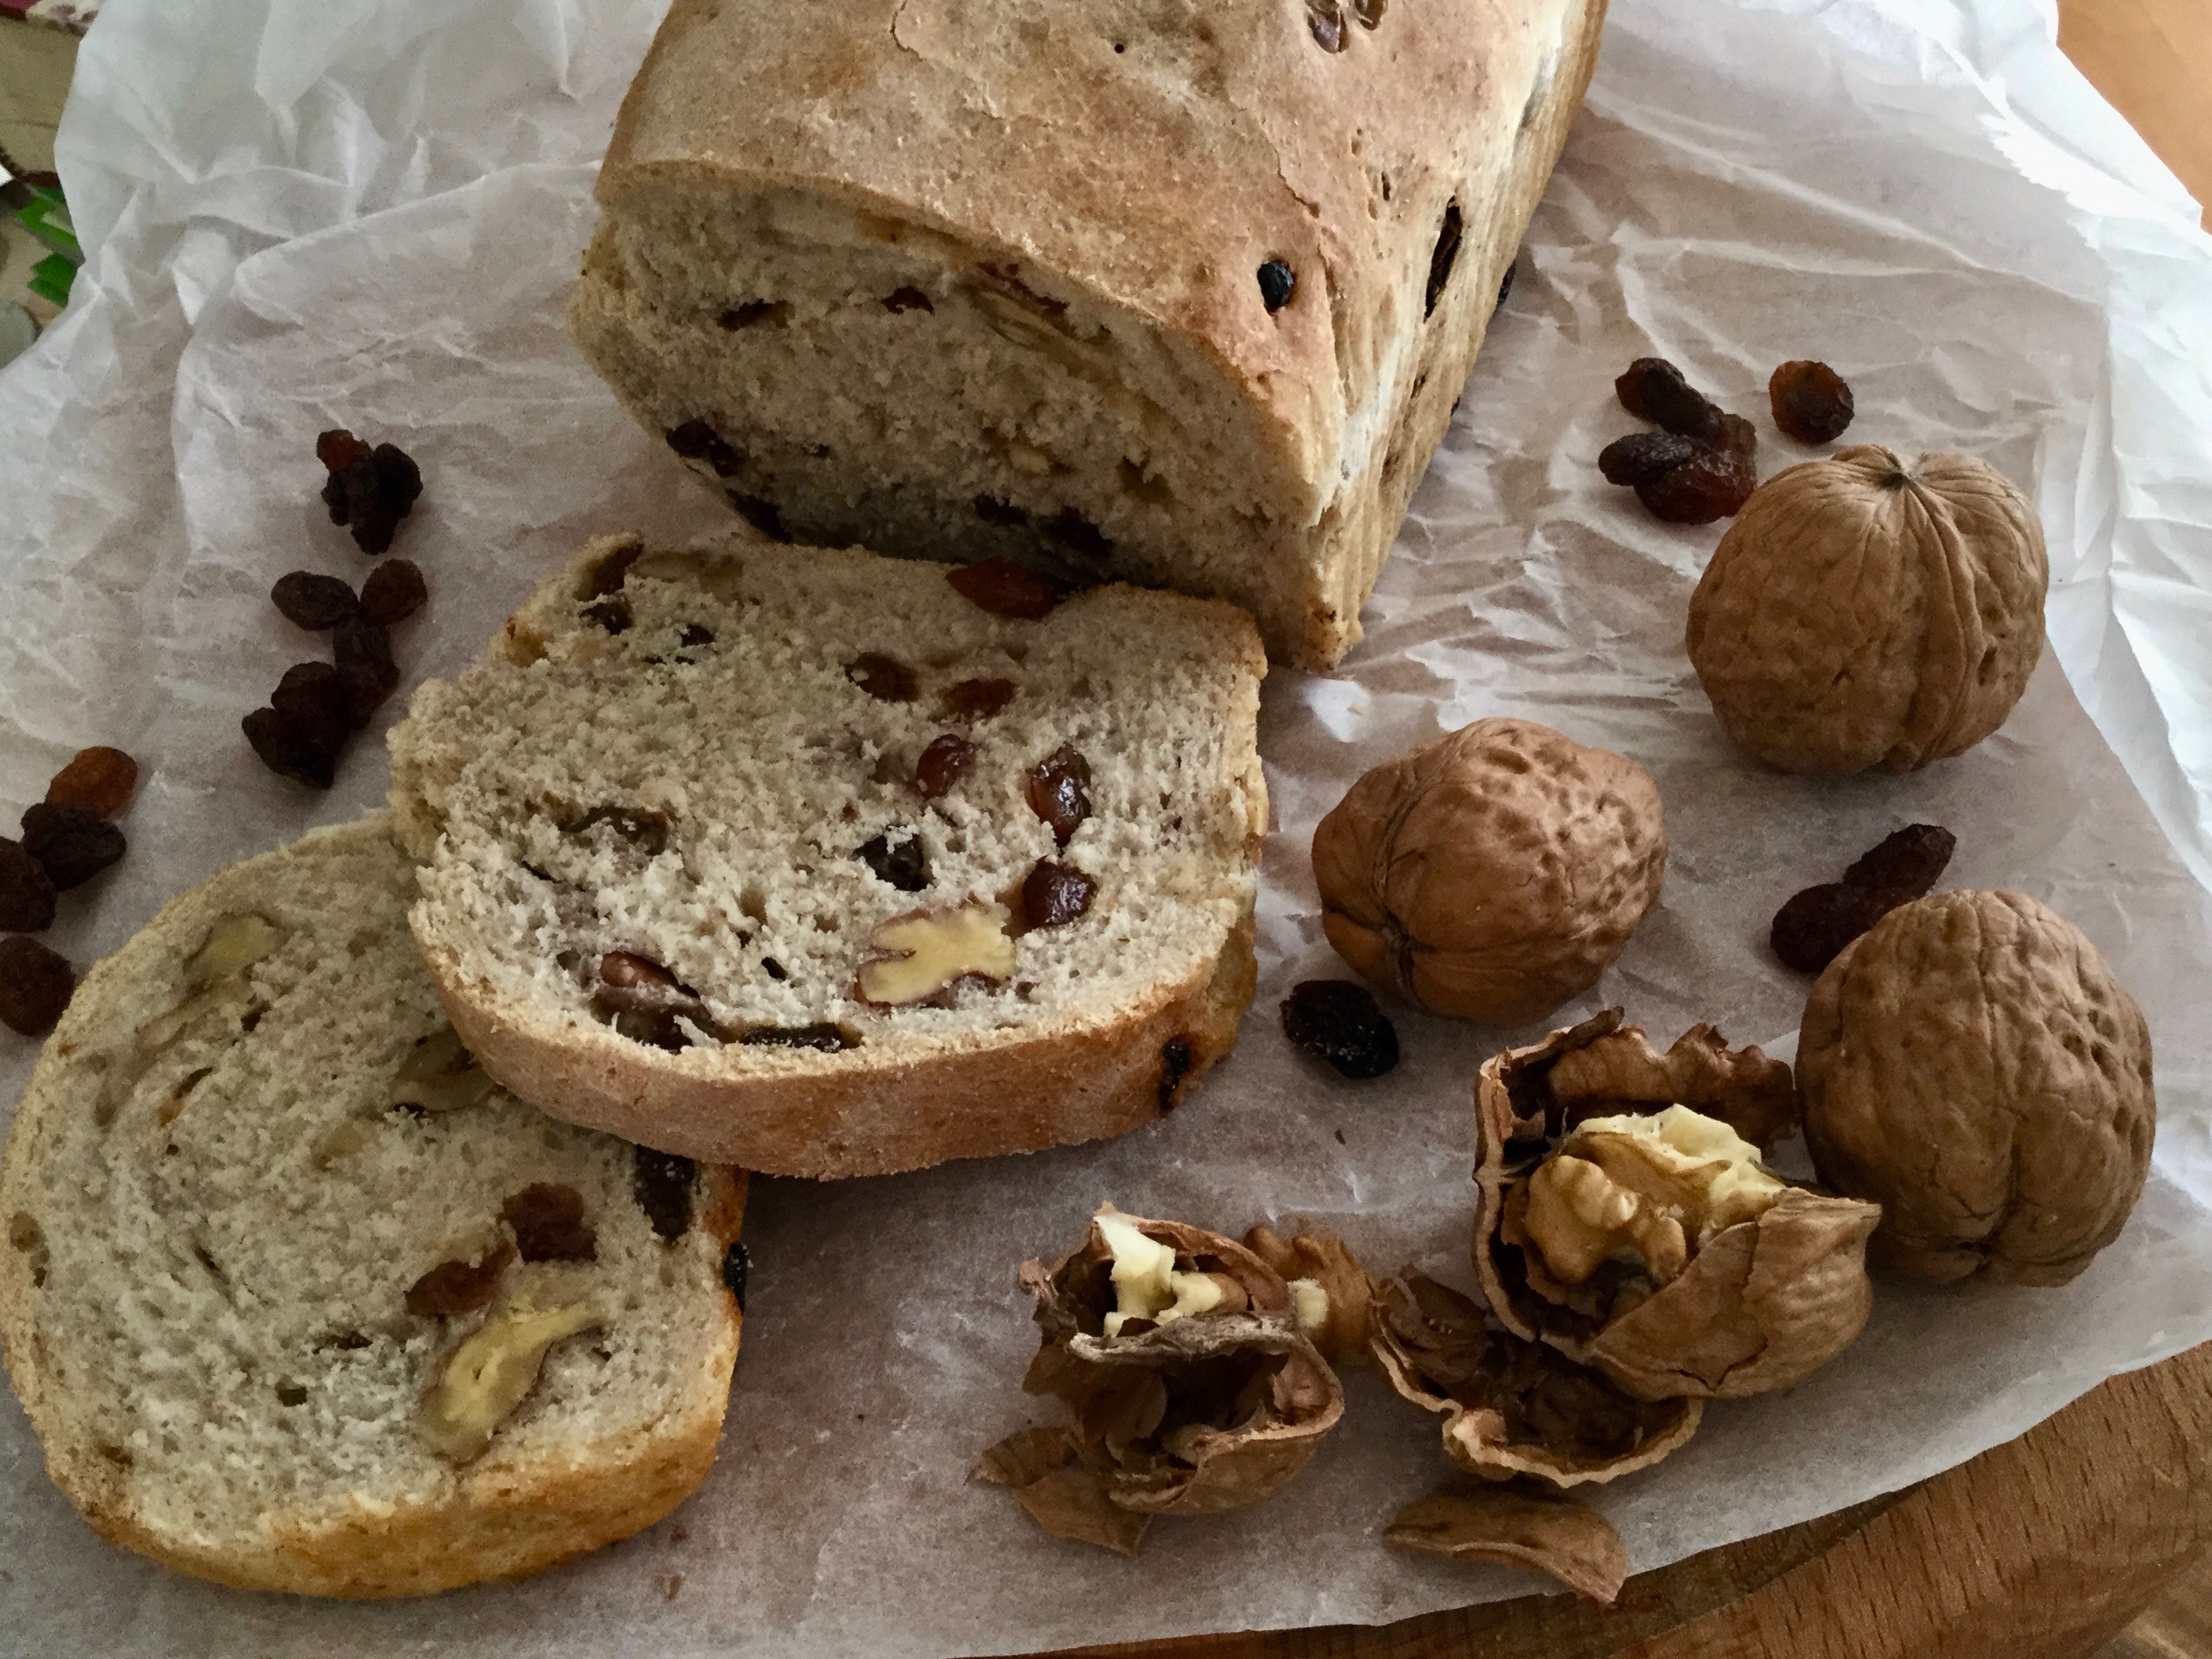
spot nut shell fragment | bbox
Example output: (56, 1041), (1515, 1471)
(1385, 1479), (1629, 1605)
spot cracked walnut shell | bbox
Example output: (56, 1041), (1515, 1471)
(1687, 447), (2048, 774)
(1312, 719), (1666, 1026)
(1800, 890), (2154, 1286)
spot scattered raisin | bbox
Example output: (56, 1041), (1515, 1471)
(722, 1240), (750, 1310)
(665, 420), (743, 478)
(316, 429), (370, 472)
(359, 558), (428, 623)
(243, 705), (341, 789)
(1281, 979), (1400, 1079)
(846, 653), (918, 703)
(1771, 824), (1957, 972)
(586, 541), (645, 598)
(0, 935), (74, 1036)
(1770, 360), (1856, 445)
(973, 495), (1029, 528)
(857, 829), (929, 893)
(718, 300), (786, 329)
(270, 662), (351, 749)
(1614, 359), (1722, 442)
(937, 678), (1017, 720)
(1598, 431), (1701, 487)
(1842, 824), (1956, 894)
(20, 804), (125, 891)
(1158, 1036), (1195, 1111)
(561, 805), (670, 856)
(914, 734), (978, 799)
(633, 1147), (698, 1243)
(946, 558), (1062, 620)
(1027, 744), (1092, 846)
(1042, 508), (1113, 565)
(333, 614), (401, 726)
(731, 495), (790, 542)
(1636, 441), (1755, 524)
(740, 1023), (857, 1052)
(882, 286), (934, 313)
(1258, 260), (1296, 313)
(1305, 0), (1346, 51)
(318, 431), (422, 555)
(270, 571), (359, 630)
(0, 843), (58, 933)
(1021, 859), (1094, 929)
(404, 1241), (514, 1318)
(584, 596), (634, 635)
(45, 747), (138, 819)
(1425, 200), (1462, 318)
(501, 1184), (597, 1263)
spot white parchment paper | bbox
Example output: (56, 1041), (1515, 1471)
(3, 0), (2211, 1652)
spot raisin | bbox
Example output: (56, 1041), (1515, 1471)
(937, 678), (1017, 720)
(1769, 882), (1899, 974)
(722, 1241), (750, 1310)
(740, 1023), (857, 1052)
(1305, 0), (1345, 50)
(1636, 441), (1755, 524)
(359, 558), (428, 623)
(1614, 359), (1721, 442)
(1042, 508), (1113, 565)
(1425, 200), (1462, 318)
(1842, 824), (1956, 895)
(270, 662), (351, 750)
(1281, 979), (1400, 1079)
(1498, 260), (1517, 305)
(946, 558), (1063, 620)
(596, 951), (684, 1007)
(501, 1184), (597, 1263)
(403, 1241), (514, 1318)
(333, 614), (401, 726)
(914, 734), (978, 799)
(1770, 360), (1856, 445)
(718, 300), (786, 329)
(973, 495), (1029, 528)
(761, 958), (787, 980)
(882, 286), (934, 313)
(1352, 0), (1385, 24)
(243, 705), (341, 789)
(316, 429), (371, 472)
(731, 495), (790, 542)
(270, 571), (359, 630)
(586, 541), (645, 598)
(1598, 431), (1700, 487)
(665, 421), (743, 478)
(632, 1147), (698, 1243)
(584, 596), (634, 635)
(857, 829), (929, 893)
(1158, 1036), (1195, 1111)
(20, 804), (125, 891)
(319, 433), (422, 556)
(0, 935), (74, 1036)
(561, 805), (670, 856)
(846, 653), (918, 703)
(1258, 260), (1296, 314)
(0, 843), (58, 933)
(45, 747), (139, 819)
(1027, 744), (1092, 846)
(1021, 859), (1094, 929)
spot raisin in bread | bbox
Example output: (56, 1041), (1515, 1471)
(0, 815), (747, 1598)
(386, 532), (1267, 1179)
(567, 0), (1603, 670)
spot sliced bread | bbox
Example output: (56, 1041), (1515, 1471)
(386, 532), (1267, 1179)
(0, 815), (747, 1598)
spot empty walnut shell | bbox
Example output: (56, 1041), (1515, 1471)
(1311, 719), (1666, 1027)
(1800, 890), (2154, 1286)
(1370, 1272), (1700, 1487)
(1473, 1011), (1879, 1401)
(1687, 448), (2049, 774)
(996, 1208), (1345, 1525)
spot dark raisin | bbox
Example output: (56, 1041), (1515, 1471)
(761, 957), (787, 980)
(586, 540), (645, 598)
(1769, 882), (1900, 975)
(718, 300), (787, 329)
(1305, 0), (1345, 50)
(1498, 260), (1517, 305)
(1027, 744), (1092, 846)
(270, 571), (359, 630)
(1770, 360), (1856, 445)
(403, 1241), (514, 1318)
(0, 935), (75, 1036)
(914, 734), (978, 799)
(318, 434), (422, 556)
(732, 495), (790, 542)
(937, 678), (1017, 720)
(501, 1183), (597, 1263)
(973, 495), (1029, 528)
(1021, 859), (1094, 929)
(584, 596), (633, 634)
(561, 805), (670, 856)
(740, 1023), (857, 1052)
(945, 558), (1063, 620)
(1598, 431), (1701, 487)
(20, 804), (125, 891)
(316, 429), (371, 472)
(596, 951), (685, 1007)
(632, 1147), (698, 1243)
(858, 829), (929, 892)
(722, 1241), (750, 1309)
(243, 705), (342, 790)
(1258, 260), (1296, 314)
(1716, 409), (1759, 464)
(1351, 0), (1385, 24)
(882, 286), (934, 314)
(1614, 358), (1721, 443)
(0, 841), (59, 932)
(270, 662), (352, 750)
(846, 653), (918, 703)
(359, 558), (428, 623)
(1425, 200), (1462, 318)
(665, 421), (743, 477)
(1841, 824), (1956, 895)
(333, 614), (401, 726)
(1281, 979), (1400, 1079)
(1636, 441), (1755, 524)
(678, 624), (715, 649)
(1158, 1036), (1195, 1111)
(45, 747), (138, 819)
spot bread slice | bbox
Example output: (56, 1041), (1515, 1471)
(0, 815), (747, 1598)
(385, 532), (1267, 1179)
(566, 0), (1603, 669)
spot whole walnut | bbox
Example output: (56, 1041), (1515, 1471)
(1800, 890), (2155, 1286)
(1311, 720), (1666, 1026)
(1687, 448), (2047, 774)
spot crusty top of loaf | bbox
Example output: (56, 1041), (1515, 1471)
(598, 0), (1576, 494)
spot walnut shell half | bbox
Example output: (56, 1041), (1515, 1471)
(1801, 890), (2154, 1286)
(1312, 719), (1666, 1026)
(1473, 1012), (1878, 1400)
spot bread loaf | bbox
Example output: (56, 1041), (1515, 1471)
(0, 816), (747, 1597)
(568, 0), (1605, 668)
(386, 532), (1267, 1179)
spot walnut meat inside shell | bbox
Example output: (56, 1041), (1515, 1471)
(1311, 719), (1666, 1027)
(1799, 890), (2154, 1286)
